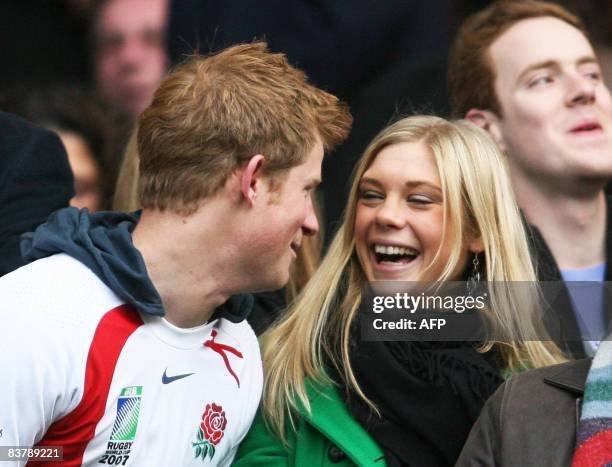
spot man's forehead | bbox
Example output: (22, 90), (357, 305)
(98, 0), (165, 34)
(489, 16), (594, 81)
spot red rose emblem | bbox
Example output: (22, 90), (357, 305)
(200, 403), (227, 446)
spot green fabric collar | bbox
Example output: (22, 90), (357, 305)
(300, 381), (386, 465)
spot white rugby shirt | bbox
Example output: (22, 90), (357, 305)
(0, 254), (263, 466)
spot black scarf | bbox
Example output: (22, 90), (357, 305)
(331, 334), (503, 467)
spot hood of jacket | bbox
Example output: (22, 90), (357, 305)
(20, 207), (252, 322)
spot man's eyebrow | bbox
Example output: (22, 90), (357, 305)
(517, 60), (558, 82)
(517, 56), (599, 82)
(576, 56), (599, 67)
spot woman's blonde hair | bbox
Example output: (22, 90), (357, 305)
(261, 115), (565, 440)
(113, 128), (140, 211)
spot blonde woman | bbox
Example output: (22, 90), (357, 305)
(234, 116), (565, 466)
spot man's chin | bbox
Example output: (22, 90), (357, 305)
(248, 273), (290, 295)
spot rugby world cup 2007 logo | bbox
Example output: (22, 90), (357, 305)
(98, 386), (142, 465)
(111, 386), (142, 441)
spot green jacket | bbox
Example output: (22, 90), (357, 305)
(233, 382), (387, 466)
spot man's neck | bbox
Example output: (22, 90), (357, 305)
(515, 176), (607, 270)
(131, 210), (235, 328)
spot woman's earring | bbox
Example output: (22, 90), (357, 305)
(467, 253), (482, 296)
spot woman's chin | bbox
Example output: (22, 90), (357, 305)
(366, 259), (422, 282)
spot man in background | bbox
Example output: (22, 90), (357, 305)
(449, 0), (612, 357)
(92, 0), (168, 116)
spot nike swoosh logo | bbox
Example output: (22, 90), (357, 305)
(162, 368), (195, 384)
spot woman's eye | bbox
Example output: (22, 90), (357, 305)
(359, 190), (383, 200)
(408, 195), (433, 205)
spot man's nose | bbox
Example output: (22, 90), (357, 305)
(118, 37), (146, 67)
(302, 197), (319, 236)
(566, 72), (597, 107)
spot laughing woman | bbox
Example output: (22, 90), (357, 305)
(234, 116), (565, 467)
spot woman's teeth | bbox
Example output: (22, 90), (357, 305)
(373, 244), (418, 263)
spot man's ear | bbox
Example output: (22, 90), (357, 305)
(465, 108), (506, 152)
(240, 155), (265, 206)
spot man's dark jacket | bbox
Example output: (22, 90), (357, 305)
(456, 359), (590, 466)
(527, 200), (612, 358)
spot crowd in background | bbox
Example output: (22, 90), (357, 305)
(2, 1), (612, 466)
(1, 0), (608, 227)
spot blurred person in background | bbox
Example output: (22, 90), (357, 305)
(92, 0), (169, 117)
(0, 112), (74, 276)
(0, 86), (129, 211)
(449, 0), (612, 358)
